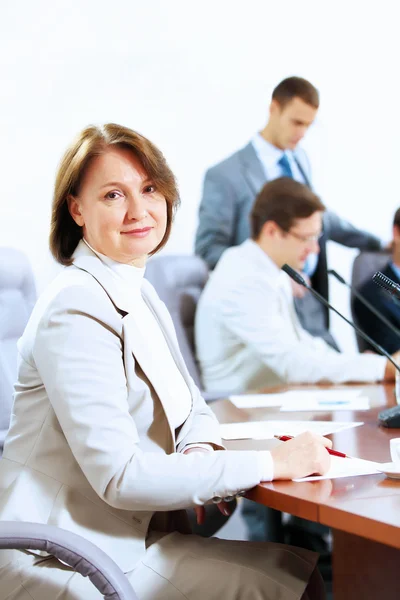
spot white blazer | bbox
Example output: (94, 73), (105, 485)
(0, 242), (262, 572)
(195, 239), (387, 392)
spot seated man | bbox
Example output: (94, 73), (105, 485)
(195, 177), (397, 392)
(354, 207), (400, 354)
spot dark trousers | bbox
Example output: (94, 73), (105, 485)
(241, 499), (330, 551)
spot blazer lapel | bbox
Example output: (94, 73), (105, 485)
(239, 142), (268, 195)
(293, 153), (311, 188)
(72, 241), (192, 447)
(121, 312), (177, 447)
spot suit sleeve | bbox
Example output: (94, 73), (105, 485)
(195, 169), (238, 269)
(354, 287), (400, 354)
(325, 210), (383, 250)
(32, 285), (262, 511)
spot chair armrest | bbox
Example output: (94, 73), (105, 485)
(0, 521), (138, 600)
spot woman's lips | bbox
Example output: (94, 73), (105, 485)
(121, 227), (152, 238)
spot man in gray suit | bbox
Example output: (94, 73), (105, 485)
(195, 76), (383, 347)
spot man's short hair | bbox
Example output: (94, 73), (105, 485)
(250, 177), (326, 240)
(272, 77), (319, 109)
(394, 208), (400, 228)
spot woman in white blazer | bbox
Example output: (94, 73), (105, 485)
(0, 123), (331, 599)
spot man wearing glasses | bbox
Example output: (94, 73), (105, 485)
(195, 177), (397, 393)
(195, 176), (398, 585)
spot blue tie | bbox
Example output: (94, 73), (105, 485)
(278, 153), (318, 276)
(278, 153), (293, 178)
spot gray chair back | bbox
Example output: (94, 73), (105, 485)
(351, 251), (390, 351)
(0, 248), (36, 449)
(145, 255), (209, 389)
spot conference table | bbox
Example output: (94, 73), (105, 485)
(211, 383), (400, 600)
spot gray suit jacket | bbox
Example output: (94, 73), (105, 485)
(195, 142), (382, 310)
(0, 241), (263, 572)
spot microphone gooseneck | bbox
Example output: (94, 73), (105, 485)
(372, 271), (400, 300)
(282, 264), (306, 286)
(282, 263), (400, 373)
(328, 269), (400, 341)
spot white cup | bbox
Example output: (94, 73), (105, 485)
(390, 438), (400, 463)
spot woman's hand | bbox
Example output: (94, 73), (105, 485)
(193, 500), (233, 525)
(183, 446), (233, 524)
(270, 431), (332, 480)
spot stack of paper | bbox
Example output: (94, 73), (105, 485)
(229, 389), (369, 412)
(220, 420), (363, 440)
(294, 456), (379, 482)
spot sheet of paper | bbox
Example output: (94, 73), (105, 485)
(294, 456), (379, 482)
(229, 394), (285, 409)
(220, 420), (364, 440)
(229, 388), (363, 410)
(280, 394), (370, 412)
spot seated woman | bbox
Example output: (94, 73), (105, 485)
(0, 123), (331, 600)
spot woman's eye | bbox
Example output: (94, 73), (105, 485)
(144, 185), (156, 194)
(105, 191), (122, 200)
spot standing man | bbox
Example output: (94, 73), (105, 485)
(195, 76), (384, 346)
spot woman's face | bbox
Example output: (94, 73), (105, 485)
(68, 147), (168, 266)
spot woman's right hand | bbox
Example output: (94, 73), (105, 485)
(270, 431), (332, 480)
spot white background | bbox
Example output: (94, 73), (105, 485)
(1, 0), (399, 351)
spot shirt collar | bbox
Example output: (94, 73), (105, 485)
(82, 238), (146, 291)
(242, 239), (288, 290)
(251, 132), (285, 171)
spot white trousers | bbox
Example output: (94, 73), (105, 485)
(0, 532), (319, 600)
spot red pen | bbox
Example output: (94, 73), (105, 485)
(274, 435), (350, 458)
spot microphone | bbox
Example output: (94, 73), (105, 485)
(372, 271), (400, 301)
(328, 269), (400, 341)
(282, 264), (400, 373)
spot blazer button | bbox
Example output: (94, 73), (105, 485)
(223, 495), (235, 502)
(211, 495), (222, 504)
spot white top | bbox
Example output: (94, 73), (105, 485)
(83, 241), (274, 480)
(195, 239), (387, 392)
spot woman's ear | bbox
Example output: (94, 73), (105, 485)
(67, 195), (84, 226)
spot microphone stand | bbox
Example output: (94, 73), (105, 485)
(282, 264), (400, 373)
(328, 269), (400, 341)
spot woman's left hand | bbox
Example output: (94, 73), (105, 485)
(183, 446), (233, 524)
(194, 501), (233, 525)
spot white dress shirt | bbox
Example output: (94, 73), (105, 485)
(195, 239), (387, 392)
(251, 133), (318, 276)
(83, 241), (274, 480)
(251, 133), (307, 184)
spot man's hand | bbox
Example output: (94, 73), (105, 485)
(290, 273), (311, 299)
(383, 351), (400, 381)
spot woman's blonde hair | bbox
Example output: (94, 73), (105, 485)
(50, 123), (180, 265)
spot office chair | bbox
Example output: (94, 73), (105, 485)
(351, 251), (390, 351)
(0, 247), (36, 452)
(0, 522), (138, 599)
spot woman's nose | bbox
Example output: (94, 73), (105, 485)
(126, 194), (147, 221)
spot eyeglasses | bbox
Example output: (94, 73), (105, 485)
(284, 229), (323, 244)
